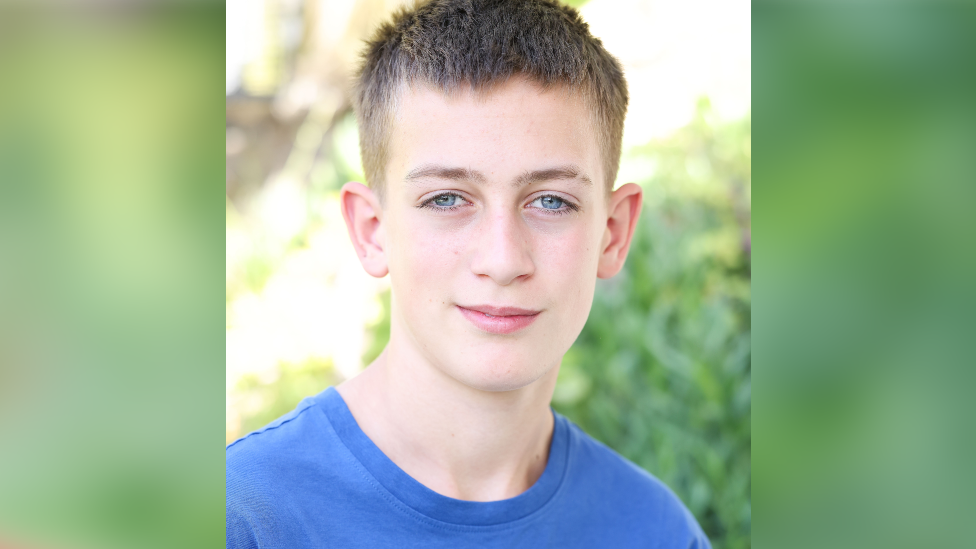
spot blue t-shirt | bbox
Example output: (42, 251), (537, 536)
(226, 387), (710, 548)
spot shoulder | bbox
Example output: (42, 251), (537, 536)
(561, 417), (711, 548)
(226, 396), (321, 477)
(225, 392), (346, 547)
(225, 397), (317, 511)
(227, 390), (354, 492)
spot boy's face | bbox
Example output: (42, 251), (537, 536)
(371, 79), (620, 392)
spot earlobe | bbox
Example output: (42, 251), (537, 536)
(597, 183), (643, 279)
(340, 182), (389, 278)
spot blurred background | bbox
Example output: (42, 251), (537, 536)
(0, 3), (225, 549)
(225, 1), (750, 548)
(753, 3), (976, 548)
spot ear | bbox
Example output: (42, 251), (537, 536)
(340, 182), (388, 278)
(597, 182), (643, 279)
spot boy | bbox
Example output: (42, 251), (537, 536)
(226, 0), (711, 547)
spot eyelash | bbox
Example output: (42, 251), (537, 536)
(419, 193), (580, 215)
(534, 195), (581, 215)
(419, 193), (469, 212)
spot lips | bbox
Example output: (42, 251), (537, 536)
(457, 304), (541, 334)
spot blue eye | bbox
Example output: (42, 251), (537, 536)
(529, 195), (577, 212)
(432, 194), (461, 207)
(539, 196), (564, 210)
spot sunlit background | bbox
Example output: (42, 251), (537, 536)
(225, 0), (751, 548)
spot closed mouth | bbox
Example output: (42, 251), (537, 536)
(458, 304), (541, 317)
(456, 304), (541, 334)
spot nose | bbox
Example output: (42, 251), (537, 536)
(469, 210), (536, 285)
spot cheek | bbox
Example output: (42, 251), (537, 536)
(533, 223), (601, 306)
(389, 218), (465, 294)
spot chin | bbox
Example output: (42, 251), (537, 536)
(445, 350), (557, 393)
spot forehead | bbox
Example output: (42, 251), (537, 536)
(385, 79), (603, 189)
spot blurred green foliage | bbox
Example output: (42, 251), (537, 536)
(0, 5), (225, 549)
(753, 3), (976, 548)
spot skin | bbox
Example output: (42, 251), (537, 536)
(338, 78), (642, 502)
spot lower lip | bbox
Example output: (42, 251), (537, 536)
(457, 307), (540, 335)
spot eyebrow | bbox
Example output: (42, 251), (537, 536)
(404, 165), (487, 184)
(404, 164), (591, 187)
(514, 165), (591, 187)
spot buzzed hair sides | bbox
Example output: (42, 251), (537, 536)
(353, 0), (628, 200)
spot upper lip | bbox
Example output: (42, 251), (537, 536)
(458, 304), (541, 317)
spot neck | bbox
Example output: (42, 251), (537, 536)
(337, 326), (559, 502)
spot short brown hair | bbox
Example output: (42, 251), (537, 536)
(353, 0), (628, 199)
